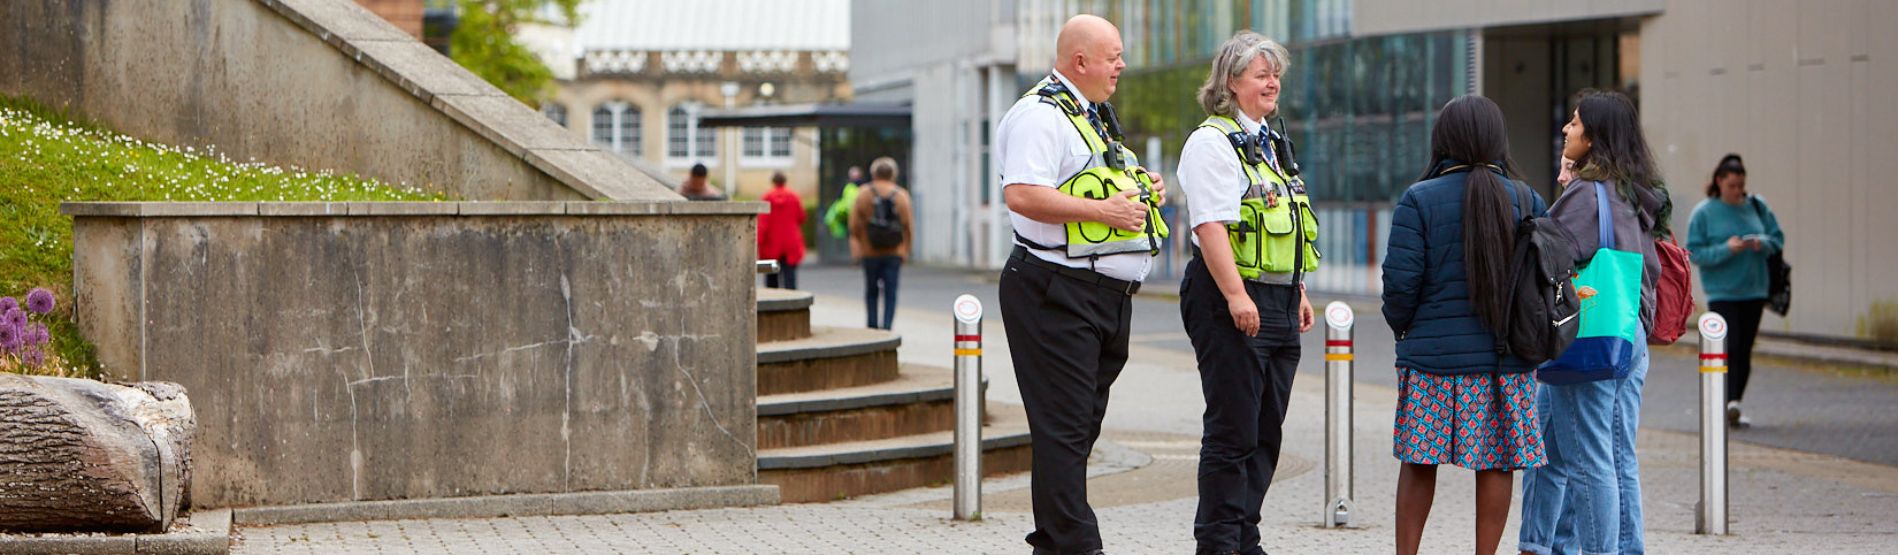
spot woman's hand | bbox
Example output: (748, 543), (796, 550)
(1228, 294), (1260, 337)
(1298, 290), (1315, 333)
(1727, 235), (1746, 253)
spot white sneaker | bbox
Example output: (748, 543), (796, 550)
(1726, 401), (1753, 429)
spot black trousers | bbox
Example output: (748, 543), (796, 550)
(763, 261), (798, 290)
(1000, 256), (1133, 554)
(1179, 256), (1301, 554)
(1708, 299), (1766, 402)
(861, 256), (901, 329)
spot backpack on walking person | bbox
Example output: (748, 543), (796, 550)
(1496, 183), (1583, 366)
(866, 187), (905, 249)
(1648, 234), (1694, 345)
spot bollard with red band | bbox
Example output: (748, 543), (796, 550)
(1322, 301), (1356, 528)
(1696, 312), (1730, 535)
(952, 294), (984, 521)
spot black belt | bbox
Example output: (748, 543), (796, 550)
(1009, 246), (1141, 295)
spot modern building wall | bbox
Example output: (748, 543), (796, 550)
(1357, 0), (1898, 341)
(851, 0), (1019, 268)
(1640, 0), (1898, 340)
(1353, 0), (1663, 36)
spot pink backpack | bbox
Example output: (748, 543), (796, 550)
(1649, 234), (1693, 345)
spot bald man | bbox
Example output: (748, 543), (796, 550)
(994, 14), (1165, 555)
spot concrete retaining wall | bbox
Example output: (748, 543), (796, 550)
(0, 0), (679, 201)
(65, 201), (763, 509)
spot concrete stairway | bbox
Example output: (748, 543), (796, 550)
(754, 288), (1032, 503)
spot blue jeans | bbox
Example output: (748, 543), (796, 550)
(862, 256), (901, 329)
(1519, 340), (1648, 555)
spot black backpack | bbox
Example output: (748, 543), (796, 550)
(866, 187), (905, 249)
(1496, 185), (1582, 366)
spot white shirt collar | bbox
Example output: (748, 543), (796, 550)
(1050, 69), (1092, 112)
(1234, 110), (1264, 135)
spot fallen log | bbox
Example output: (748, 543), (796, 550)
(0, 375), (194, 533)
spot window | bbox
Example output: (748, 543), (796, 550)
(769, 127), (793, 158)
(543, 103), (567, 127)
(591, 103), (642, 157)
(667, 104), (716, 162)
(741, 126), (794, 166)
(592, 106), (614, 146)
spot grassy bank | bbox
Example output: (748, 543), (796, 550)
(0, 95), (446, 377)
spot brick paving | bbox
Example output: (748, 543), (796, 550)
(233, 290), (1898, 554)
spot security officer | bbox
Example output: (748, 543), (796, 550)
(995, 14), (1167, 555)
(1174, 32), (1315, 555)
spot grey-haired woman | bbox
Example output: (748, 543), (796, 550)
(1174, 31), (1315, 555)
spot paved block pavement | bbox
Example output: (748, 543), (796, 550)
(234, 271), (1898, 554)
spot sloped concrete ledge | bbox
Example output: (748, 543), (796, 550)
(0, 509), (231, 555)
(61, 201), (766, 217)
(231, 485), (780, 526)
(250, 0), (681, 199)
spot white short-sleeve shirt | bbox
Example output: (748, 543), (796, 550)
(1176, 111), (1264, 248)
(995, 69), (1153, 282)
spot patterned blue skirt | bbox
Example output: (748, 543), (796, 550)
(1393, 367), (1544, 470)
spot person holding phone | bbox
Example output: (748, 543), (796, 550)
(1686, 154), (1784, 428)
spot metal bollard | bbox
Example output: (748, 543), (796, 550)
(952, 294), (985, 521)
(1696, 313), (1730, 535)
(756, 260), (780, 274)
(1322, 301), (1356, 528)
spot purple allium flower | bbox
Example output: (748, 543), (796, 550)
(29, 323), (49, 346)
(3, 309), (23, 332)
(0, 297), (14, 314)
(25, 288), (53, 315)
(0, 322), (18, 352)
(21, 346), (44, 368)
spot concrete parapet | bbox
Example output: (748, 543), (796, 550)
(65, 202), (766, 509)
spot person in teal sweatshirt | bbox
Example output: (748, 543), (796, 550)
(1686, 154), (1784, 428)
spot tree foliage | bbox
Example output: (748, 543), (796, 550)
(448, 0), (583, 106)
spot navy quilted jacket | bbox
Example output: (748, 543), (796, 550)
(1382, 165), (1549, 375)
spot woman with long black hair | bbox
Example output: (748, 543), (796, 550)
(1381, 95), (1546, 555)
(1518, 90), (1671, 555)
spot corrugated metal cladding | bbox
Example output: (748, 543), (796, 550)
(575, 0), (850, 52)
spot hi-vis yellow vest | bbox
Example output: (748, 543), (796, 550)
(1196, 115), (1319, 279)
(1020, 77), (1169, 259)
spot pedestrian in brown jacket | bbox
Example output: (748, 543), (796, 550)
(848, 156), (913, 329)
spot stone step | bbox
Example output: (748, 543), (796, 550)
(758, 403), (1034, 503)
(757, 326), (901, 396)
(759, 365), (989, 450)
(756, 288), (814, 342)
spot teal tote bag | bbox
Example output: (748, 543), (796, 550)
(1538, 181), (1643, 385)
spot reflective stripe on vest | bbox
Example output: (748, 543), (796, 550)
(1020, 77), (1169, 259)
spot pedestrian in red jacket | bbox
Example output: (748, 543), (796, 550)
(759, 171), (807, 289)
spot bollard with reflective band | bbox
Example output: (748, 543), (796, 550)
(1696, 312), (1729, 535)
(756, 260), (781, 274)
(952, 294), (984, 521)
(1322, 301), (1356, 528)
